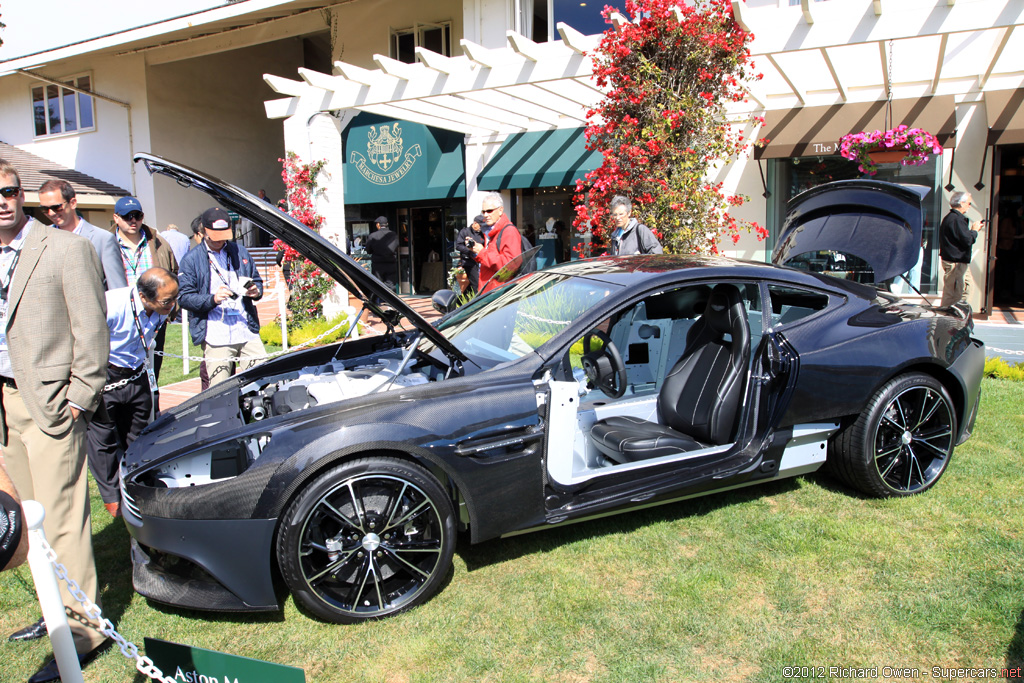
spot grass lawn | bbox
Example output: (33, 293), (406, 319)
(2, 378), (1022, 682)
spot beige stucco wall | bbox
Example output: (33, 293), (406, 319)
(330, 0), (466, 68)
(146, 38), (306, 234)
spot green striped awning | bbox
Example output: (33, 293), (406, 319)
(478, 128), (601, 190)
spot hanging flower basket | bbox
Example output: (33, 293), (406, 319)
(839, 126), (943, 176)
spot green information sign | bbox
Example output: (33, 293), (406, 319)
(144, 637), (306, 683)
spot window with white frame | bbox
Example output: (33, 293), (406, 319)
(391, 23), (451, 64)
(31, 74), (95, 138)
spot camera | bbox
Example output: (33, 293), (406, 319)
(464, 237), (476, 247)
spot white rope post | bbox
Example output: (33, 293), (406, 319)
(181, 309), (190, 375)
(277, 280), (289, 351)
(23, 500), (85, 683)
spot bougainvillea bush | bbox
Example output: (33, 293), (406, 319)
(273, 152), (335, 325)
(574, 0), (767, 254)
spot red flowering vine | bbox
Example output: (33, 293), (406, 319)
(574, 0), (768, 254)
(273, 152), (334, 324)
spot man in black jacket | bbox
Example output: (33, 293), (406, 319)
(455, 215), (487, 294)
(939, 191), (984, 308)
(365, 216), (398, 293)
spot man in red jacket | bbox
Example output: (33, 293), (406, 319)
(471, 192), (522, 293)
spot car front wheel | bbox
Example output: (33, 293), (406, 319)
(276, 457), (456, 623)
(829, 372), (956, 497)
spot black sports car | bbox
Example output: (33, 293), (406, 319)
(122, 154), (984, 624)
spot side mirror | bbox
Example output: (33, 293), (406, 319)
(432, 289), (459, 315)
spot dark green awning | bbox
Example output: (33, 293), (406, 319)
(478, 128), (601, 190)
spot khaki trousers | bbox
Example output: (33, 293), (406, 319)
(940, 260), (970, 308)
(203, 338), (267, 387)
(1, 385), (105, 653)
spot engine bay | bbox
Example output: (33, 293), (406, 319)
(239, 349), (444, 424)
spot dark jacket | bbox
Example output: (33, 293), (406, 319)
(611, 218), (663, 256)
(938, 209), (977, 263)
(178, 241), (264, 346)
(455, 223), (487, 285)
(365, 226), (398, 267)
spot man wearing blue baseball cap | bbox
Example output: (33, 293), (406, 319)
(113, 196), (178, 380)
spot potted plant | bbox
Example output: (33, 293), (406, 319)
(839, 126), (943, 176)
(447, 264), (468, 292)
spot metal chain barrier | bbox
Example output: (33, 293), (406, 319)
(103, 367), (147, 393)
(987, 345), (1024, 357)
(30, 530), (176, 683)
(157, 314), (382, 365)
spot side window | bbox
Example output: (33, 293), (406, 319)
(768, 285), (830, 328)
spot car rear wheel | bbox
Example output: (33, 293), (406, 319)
(276, 457), (456, 623)
(828, 372), (956, 497)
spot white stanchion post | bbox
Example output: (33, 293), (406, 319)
(278, 280), (289, 351)
(181, 309), (190, 375)
(23, 500), (85, 683)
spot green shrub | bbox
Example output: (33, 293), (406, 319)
(983, 355), (1024, 381)
(260, 313), (359, 348)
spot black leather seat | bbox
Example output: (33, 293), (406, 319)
(591, 284), (751, 464)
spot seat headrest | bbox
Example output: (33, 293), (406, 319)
(703, 284), (745, 336)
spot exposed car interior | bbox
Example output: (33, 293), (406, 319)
(544, 280), (833, 486)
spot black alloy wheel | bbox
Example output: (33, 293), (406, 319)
(829, 372), (956, 497)
(277, 457), (456, 623)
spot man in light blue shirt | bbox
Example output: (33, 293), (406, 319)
(85, 267), (178, 518)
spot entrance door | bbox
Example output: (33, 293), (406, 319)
(990, 144), (1024, 308)
(396, 206), (449, 295)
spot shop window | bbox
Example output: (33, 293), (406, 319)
(391, 23), (451, 64)
(767, 154), (943, 294)
(31, 74), (94, 138)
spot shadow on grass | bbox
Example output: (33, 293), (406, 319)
(1008, 608), (1024, 680)
(457, 475), (804, 572)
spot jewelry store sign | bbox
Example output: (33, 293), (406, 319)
(350, 122), (423, 185)
(144, 637), (305, 683)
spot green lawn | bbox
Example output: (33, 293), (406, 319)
(2, 379), (1022, 682)
(157, 322), (284, 387)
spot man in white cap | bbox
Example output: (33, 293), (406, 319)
(178, 207), (266, 388)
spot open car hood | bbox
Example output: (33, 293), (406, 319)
(772, 180), (930, 283)
(136, 153), (466, 362)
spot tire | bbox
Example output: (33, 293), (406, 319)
(828, 372), (956, 498)
(276, 457), (456, 623)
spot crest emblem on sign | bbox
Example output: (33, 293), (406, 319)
(367, 124), (403, 172)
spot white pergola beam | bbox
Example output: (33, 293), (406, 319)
(333, 61), (382, 87)
(931, 33), (948, 95)
(765, 53), (805, 106)
(979, 25), (1014, 91)
(358, 103), (499, 136)
(373, 54), (420, 80)
(415, 47), (460, 75)
(609, 12), (629, 31)
(507, 31), (542, 62)
(873, 0), (883, 15)
(801, 0), (815, 25)
(557, 22), (599, 55)
(460, 39), (503, 68)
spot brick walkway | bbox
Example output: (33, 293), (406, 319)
(159, 276), (442, 411)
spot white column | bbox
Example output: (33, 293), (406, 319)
(465, 133), (506, 218)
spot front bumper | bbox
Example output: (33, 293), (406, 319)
(124, 500), (279, 611)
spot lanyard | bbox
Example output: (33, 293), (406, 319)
(0, 247), (23, 303)
(207, 247), (233, 288)
(128, 294), (153, 357)
(121, 236), (147, 279)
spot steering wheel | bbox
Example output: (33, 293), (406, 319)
(581, 329), (627, 398)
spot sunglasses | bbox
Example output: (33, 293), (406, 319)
(0, 186), (21, 199)
(120, 211), (144, 221)
(481, 207), (500, 214)
(40, 202), (67, 214)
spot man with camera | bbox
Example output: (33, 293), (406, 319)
(456, 214), (487, 294)
(178, 207), (265, 388)
(938, 191), (984, 308)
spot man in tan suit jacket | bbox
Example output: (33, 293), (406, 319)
(0, 159), (110, 682)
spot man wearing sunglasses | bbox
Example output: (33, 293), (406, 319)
(37, 179), (127, 291)
(469, 192), (523, 293)
(113, 196), (178, 381)
(0, 160), (110, 681)
(86, 267), (178, 519)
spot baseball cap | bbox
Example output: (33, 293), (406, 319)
(375, 215), (388, 226)
(200, 207), (233, 240)
(473, 214), (487, 226)
(115, 196), (143, 216)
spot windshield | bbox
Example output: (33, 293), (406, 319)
(422, 272), (620, 369)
